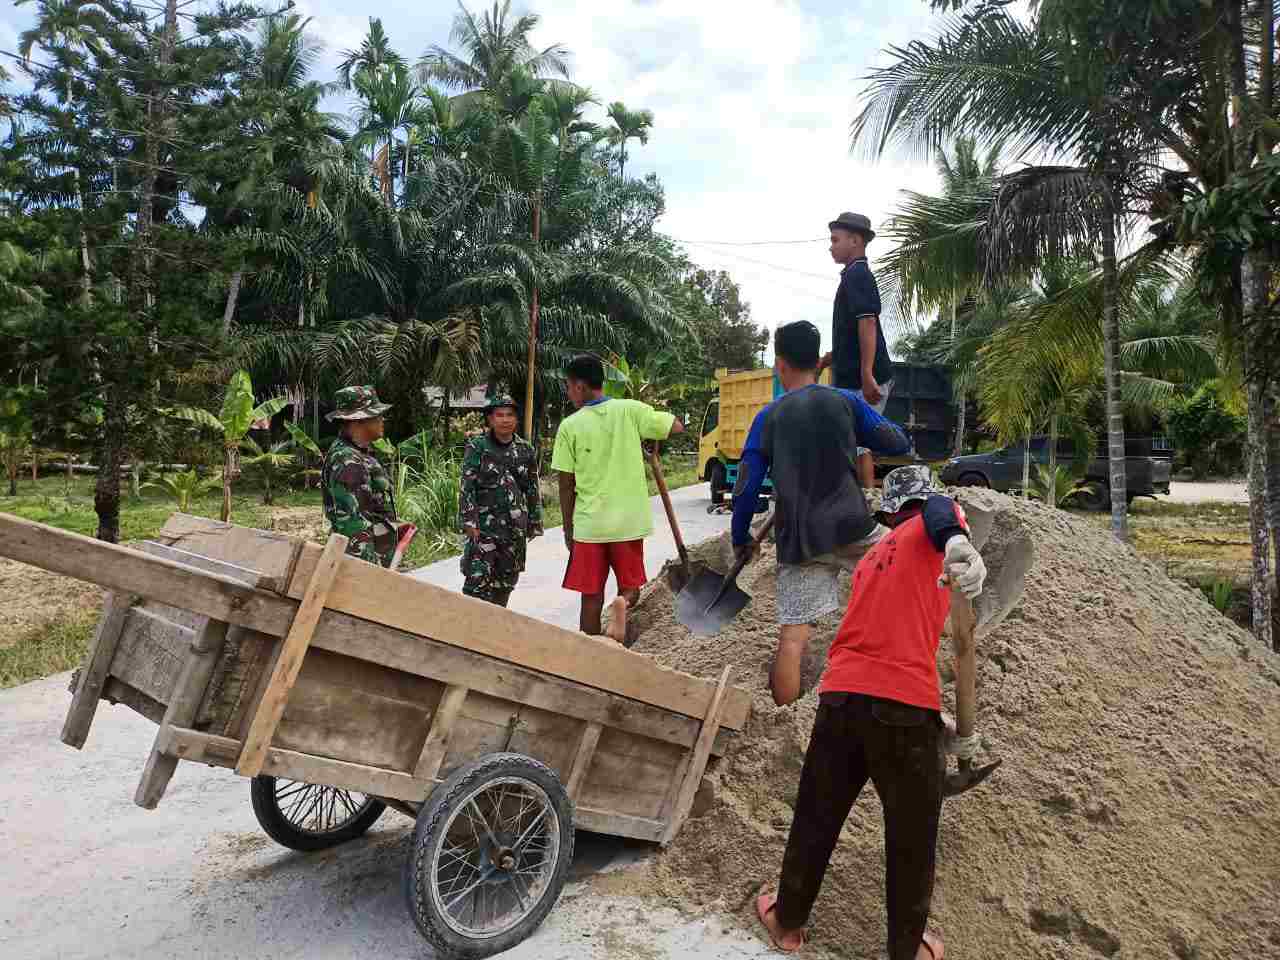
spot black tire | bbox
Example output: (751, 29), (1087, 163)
(250, 775), (386, 852)
(405, 752), (574, 959)
(709, 461), (727, 505)
(957, 472), (989, 488)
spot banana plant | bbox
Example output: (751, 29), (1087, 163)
(240, 437), (297, 506)
(142, 470), (223, 513)
(168, 370), (288, 521)
(284, 421), (323, 489)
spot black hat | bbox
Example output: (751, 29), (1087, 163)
(828, 211), (876, 242)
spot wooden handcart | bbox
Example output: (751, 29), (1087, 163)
(0, 512), (751, 958)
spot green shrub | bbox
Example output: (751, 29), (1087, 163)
(1167, 383), (1246, 478)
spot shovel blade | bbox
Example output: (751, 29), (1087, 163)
(663, 558), (708, 595)
(675, 569), (752, 637)
(943, 758), (1002, 798)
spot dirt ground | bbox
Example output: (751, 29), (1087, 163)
(0, 558), (103, 648)
(628, 490), (1280, 960)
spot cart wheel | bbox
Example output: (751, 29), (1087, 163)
(404, 752), (574, 959)
(250, 775), (386, 852)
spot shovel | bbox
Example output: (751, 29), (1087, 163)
(389, 523), (418, 572)
(650, 442), (704, 593)
(942, 588), (1002, 798)
(676, 513), (775, 637)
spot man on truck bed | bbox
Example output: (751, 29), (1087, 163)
(819, 211), (894, 490)
(731, 320), (910, 682)
(754, 465), (987, 960)
(552, 354), (684, 641)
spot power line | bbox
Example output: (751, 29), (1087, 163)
(681, 240), (838, 282)
(671, 236), (826, 246)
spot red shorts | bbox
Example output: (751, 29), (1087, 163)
(563, 539), (647, 595)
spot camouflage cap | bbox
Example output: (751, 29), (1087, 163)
(327, 385), (391, 421)
(881, 464), (936, 514)
(485, 393), (517, 413)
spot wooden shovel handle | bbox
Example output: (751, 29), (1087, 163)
(649, 441), (690, 567)
(948, 590), (979, 741)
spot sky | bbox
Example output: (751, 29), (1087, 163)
(0, 0), (952, 353)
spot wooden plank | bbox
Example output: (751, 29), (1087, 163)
(157, 513), (303, 587)
(236, 534), (347, 778)
(159, 726), (242, 764)
(0, 513), (296, 636)
(564, 722), (602, 801)
(289, 545), (752, 730)
(160, 727), (434, 803)
(159, 726), (663, 841)
(661, 665), (732, 845)
(412, 684), (468, 782)
(261, 748), (427, 803)
(578, 729), (685, 820)
(138, 541), (281, 591)
(102, 677), (166, 725)
(574, 807), (665, 843)
(310, 611), (733, 756)
(61, 592), (137, 749)
(135, 619), (231, 809)
(107, 606), (193, 706)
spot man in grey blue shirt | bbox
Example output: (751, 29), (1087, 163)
(819, 212), (894, 489)
(733, 321), (910, 705)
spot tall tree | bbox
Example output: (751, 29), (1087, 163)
(605, 101), (654, 181)
(419, 1), (569, 97)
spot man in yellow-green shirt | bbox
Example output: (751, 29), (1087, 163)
(552, 354), (685, 639)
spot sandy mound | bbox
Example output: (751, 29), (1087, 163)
(629, 490), (1280, 959)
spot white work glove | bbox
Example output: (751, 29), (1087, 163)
(941, 713), (982, 759)
(941, 534), (987, 599)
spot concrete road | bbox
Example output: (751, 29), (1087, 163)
(0, 674), (772, 960)
(410, 482), (732, 630)
(1166, 481), (1248, 505)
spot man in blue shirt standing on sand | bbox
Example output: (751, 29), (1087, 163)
(732, 320), (911, 702)
(819, 211), (895, 490)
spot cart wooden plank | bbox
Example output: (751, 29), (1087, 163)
(661, 665), (732, 845)
(564, 722), (602, 800)
(287, 542), (752, 730)
(62, 592), (137, 749)
(237, 534), (347, 778)
(412, 684), (468, 782)
(0, 513), (296, 636)
(309, 611), (733, 756)
(136, 618), (231, 808)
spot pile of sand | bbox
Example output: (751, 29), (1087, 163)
(629, 489), (1280, 959)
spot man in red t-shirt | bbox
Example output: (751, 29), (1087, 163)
(755, 466), (987, 960)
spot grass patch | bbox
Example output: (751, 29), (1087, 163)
(0, 610), (99, 689)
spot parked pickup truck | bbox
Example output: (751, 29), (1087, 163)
(937, 436), (1172, 507)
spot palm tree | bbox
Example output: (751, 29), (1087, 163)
(337, 18), (406, 91)
(850, 4), (1189, 542)
(879, 136), (999, 455)
(606, 101), (654, 180)
(419, 1), (569, 98)
(353, 63), (424, 201)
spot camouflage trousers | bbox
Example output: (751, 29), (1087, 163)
(461, 534), (525, 607)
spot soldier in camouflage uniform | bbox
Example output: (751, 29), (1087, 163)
(459, 394), (543, 606)
(322, 385), (400, 567)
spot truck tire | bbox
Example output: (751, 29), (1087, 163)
(709, 461), (727, 505)
(250, 775), (386, 851)
(404, 752), (574, 959)
(956, 471), (989, 488)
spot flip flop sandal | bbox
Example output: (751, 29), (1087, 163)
(920, 932), (943, 959)
(754, 893), (807, 954)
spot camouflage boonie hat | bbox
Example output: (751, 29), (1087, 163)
(327, 385), (391, 421)
(485, 393), (517, 413)
(881, 465), (935, 514)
